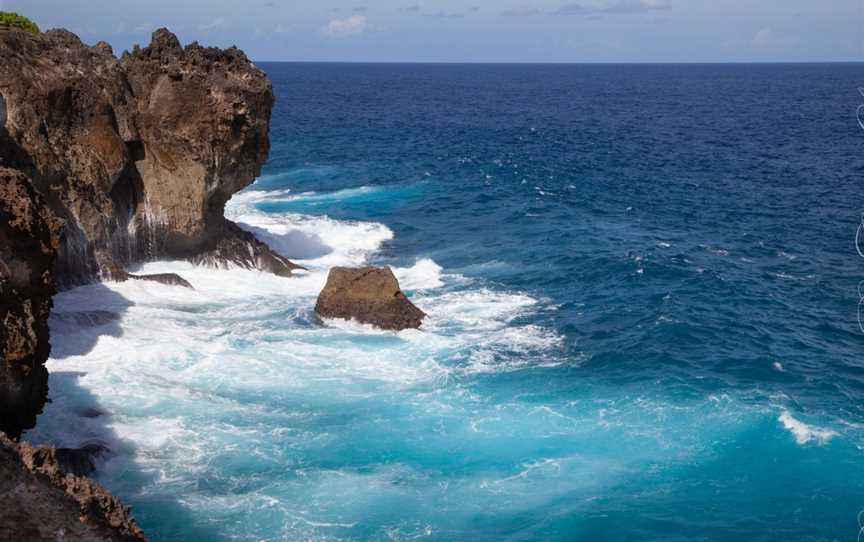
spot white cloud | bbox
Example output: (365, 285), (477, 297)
(552, 0), (670, 16)
(752, 27), (799, 49)
(502, 6), (541, 17)
(199, 16), (226, 31)
(323, 14), (370, 37)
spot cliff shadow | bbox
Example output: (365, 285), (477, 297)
(28, 371), (229, 541)
(49, 282), (133, 358)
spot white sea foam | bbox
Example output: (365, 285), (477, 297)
(37, 183), (563, 410)
(392, 258), (444, 290)
(233, 210), (394, 269)
(778, 410), (836, 445)
(227, 188), (294, 208)
(30, 183), (570, 540)
(260, 185), (383, 204)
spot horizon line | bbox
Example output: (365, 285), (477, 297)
(252, 59), (864, 65)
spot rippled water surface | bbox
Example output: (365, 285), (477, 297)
(31, 63), (864, 540)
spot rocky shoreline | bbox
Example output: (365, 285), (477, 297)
(0, 23), (304, 434)
(0, 25), (303, 539)
(0, 434), (145, 541)
(0, 24), (424, 539)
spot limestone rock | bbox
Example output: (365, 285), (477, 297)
(315, 267), (425, 330)
(0, 434), (145, 541)
(0, 167), (62, 438)
(0, 26), (295, 287)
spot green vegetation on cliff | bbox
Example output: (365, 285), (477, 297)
(0, 12), (39, 34)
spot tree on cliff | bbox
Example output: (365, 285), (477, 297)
(0, 12), (39, 34)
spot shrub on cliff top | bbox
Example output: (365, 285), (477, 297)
(0, 12), (39, 34)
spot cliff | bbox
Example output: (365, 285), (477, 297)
(0, 167), (62, 439)
(0, 25), (294, 539)
(0, 26), (299, 287)
(0, 26), (299, 436)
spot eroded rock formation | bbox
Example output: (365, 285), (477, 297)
(0, 167), (62, 439)
(0, 25), (298, 539)
(0, 26), (298, 287)
(0, 434), (145, 541)
(315, 267), (426, 330)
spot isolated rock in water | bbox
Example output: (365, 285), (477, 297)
(0, 26), (296, 287)
(0, 434), (145, 541)
(315, 267), (425, 330)
(0, 167), (63, 439)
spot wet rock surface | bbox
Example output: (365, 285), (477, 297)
(315, 267), (426, 331)
(127, 273), (194, 289)
(0, 434), (146, 541)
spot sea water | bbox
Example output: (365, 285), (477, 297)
(29, 63), (864, 540)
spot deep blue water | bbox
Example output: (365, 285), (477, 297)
(259, 62), (864, 540)
(37, 63), (864, 541)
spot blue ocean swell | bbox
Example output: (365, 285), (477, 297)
(254, 62), (864, 538)
(30, 62), (864, 541)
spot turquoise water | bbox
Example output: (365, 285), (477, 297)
(31, 63), (864, 540)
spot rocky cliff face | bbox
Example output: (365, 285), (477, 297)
(0, 25), (294, 538)
(0, 167), (62, 439)
(1, 24), (298, 436)
(0, 26), (298, 287)
(0, 434), (145, 541)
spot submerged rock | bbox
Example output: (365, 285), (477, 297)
(127, 273), (193, 289)
(0, 434), (145, 541)
(78, 407), (108, 419)
(52, 310), (122, 328)
(315, 267), (425, 330)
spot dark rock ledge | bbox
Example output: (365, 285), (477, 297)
(0, 434), (145, 541)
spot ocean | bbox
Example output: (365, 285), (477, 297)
(29, 62), (864, 540)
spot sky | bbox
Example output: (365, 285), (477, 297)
(3, 0), (863, 62)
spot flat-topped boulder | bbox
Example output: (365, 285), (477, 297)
(315, 267), (425, 330)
